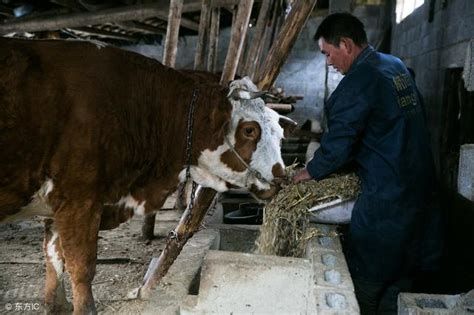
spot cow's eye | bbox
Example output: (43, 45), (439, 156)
(244, 127), (254, 135)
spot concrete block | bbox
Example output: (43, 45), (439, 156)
(141, 229), (219, 315)
(398, 291), (474, 315)
(311, 251), (354, 292)
(181, 250), (316, 314)
(315, 288), (360, 314)
(458, 144), (474, 201)
(306, 224), (343, 253)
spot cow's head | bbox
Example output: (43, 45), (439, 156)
(190, 77), (297, 200)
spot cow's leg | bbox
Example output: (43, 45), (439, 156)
(43, 218), (73, 314)
(138, 186), (217, 299)
(54, 199), (101, 315)
(141, 213), (156, 241)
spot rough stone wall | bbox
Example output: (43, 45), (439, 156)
(391, 0), (474, 169)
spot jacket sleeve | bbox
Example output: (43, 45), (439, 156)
(307, 85), (372, 180)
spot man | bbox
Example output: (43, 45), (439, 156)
(293, 13), (442, 314)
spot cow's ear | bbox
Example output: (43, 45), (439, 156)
(279, 116), (297, 138)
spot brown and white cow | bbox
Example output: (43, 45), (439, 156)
(0, 38), (295, 314)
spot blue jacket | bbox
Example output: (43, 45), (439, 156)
(307, 46), (441, 281)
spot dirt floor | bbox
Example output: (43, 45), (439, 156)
(0, 214), (181, 314)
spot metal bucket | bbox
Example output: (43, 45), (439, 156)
(309, 198), (355, 224)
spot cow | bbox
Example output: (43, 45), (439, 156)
(0, 38), (296, 314)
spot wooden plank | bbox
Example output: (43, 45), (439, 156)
(70, 26), (137, 41)
(0, 3), (198, 35)
(241, 0), (272, 78)
(265, 103), (294, 113)
(194, 0), (211, 71)
(184, 0), (255, 12)
(163, 0), (184, 68)
(115, 21), (166, 35)
(255, 0), (318, 90)
(207, 7), (220, 72)
(220, 0), (254, 85)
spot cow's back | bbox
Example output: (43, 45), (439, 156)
(0, 39), (157, 214)
(0, 38), (232, 218)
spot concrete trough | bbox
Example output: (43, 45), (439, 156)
(139, 202), (359, 314)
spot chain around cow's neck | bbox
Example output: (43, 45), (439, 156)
(223, 135), (270, 186)
(180, 88), (199, 213)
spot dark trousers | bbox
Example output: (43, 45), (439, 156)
(353, 277), (413, 315)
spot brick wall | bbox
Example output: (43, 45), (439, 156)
(391, 0), (474, 170)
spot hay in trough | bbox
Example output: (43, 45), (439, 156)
(255, 168), (360, 257)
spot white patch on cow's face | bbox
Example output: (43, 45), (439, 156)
(2, 178), (54, 223)
(194, 77), (286, 193)
(115, 194), (146, 216)
(47, 228), (64, 277)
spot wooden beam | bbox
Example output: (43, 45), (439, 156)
(265, 103), (294, 113)
(70, 26), (137, 41)
(241, 0), (272, 78)
(207, 7), (220, 72)
(184, 0), (241, 12)
(220, 0), (254, 84)
(163, 0), (183, 67)
(115, 21), (166, 35)
(255, 0), (318, 90)
(0, 3), (198, 35)
(194, 0), (211, 71)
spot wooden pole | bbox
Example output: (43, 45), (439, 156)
(0, 2), (198, 34)
(241, 0), (272, 78)
(220, 0), (254, 85)
(163, 0), (183, 68)
(254, 0), (279, 77)
(207, 7), (220, 72)
(194, 0), (211, 70)
(142, 0), (183, 241)
(255, 0), (318, 90)
(139, 186), (217, 299)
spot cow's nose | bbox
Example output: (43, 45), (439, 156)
(272, 163), (285, 179)
(272, 175), (286, 185)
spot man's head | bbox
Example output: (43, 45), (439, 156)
(314, 13), (368, 74)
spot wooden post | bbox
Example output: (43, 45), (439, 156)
(253, 0), (279, 78)
(194, 0), (211, 70)
(255, 0), (318, 90)
(163, 0), (184, 67)
(220, 0), (254, 85)
(207, 7), (220, 72)
(139, 186), (217, 299)
(241, 0), (272, 78)
(142, 0), (183, 241)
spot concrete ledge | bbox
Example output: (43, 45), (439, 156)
(181, 250), (316, 314)
(142, 229), (219, 315)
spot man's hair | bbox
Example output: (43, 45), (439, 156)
(314, 13), (368, 47)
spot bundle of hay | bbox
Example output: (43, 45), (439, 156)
(255, 169), (360, 257)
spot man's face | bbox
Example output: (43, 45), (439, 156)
(318, 37), (352, 75)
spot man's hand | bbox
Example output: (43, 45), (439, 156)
(292, 169), (312, 183)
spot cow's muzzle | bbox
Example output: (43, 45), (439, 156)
(223, 135), (272, 187)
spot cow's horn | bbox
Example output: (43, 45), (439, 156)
(228, 89), (267, 100)
(248, 90), (267, 99)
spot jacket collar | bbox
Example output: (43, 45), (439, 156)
(346, 45), (375, 75)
